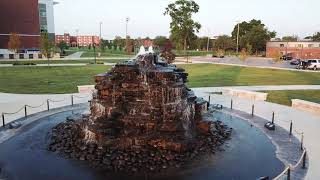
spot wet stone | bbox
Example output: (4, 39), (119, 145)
(48, 54), (232, 174)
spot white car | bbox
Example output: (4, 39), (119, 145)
(307, 59), (320, 70)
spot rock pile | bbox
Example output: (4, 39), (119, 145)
(48, 54), (232, 174)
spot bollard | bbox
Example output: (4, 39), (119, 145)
(272, 112), (275, 124)
(287, 168), (291, 180)
(47, 100), (50, 111)
(231, 99), (233, 110)
(2, 113), (5, 127)
(71, 95), (74, 106)
(303, 151), (307, 169)
(208, 95), (211, 105)
(251, 104), (255, 116)
(289, 121), (293, 136)
(24, 105), (27, 117)
(301, 133), (304, 150)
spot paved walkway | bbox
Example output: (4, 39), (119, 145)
(176, 57), (320, 73)
(65, 51), (84, 59)
(1, 86), (320, 179)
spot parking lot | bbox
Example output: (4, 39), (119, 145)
(177, 57), (319, 71)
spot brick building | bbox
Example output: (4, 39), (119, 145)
(55, 33), (71, 45)
(266, 41), (320, 59)
(55, 34), (100, 47)
(0, 0), (41, 49)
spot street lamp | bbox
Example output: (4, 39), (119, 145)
(206, 28), (211, 52)
(99, 22), (103, 40)
(125, 17), (130, 38)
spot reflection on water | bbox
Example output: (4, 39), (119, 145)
(0, 110), (284, 180)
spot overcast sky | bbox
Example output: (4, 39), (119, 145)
(54, 0), (320, 39)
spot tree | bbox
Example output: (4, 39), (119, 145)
(8, 33), (21, 58)
(40, 32), (54, 66)
(311, 32), (320, 41)
(282, 36), (298, 42)
(214, 35), (235, 51)
(57, 41), (69, 55)
(160, 40), (176, 64)
(153, 36), (168, 48)
(164, 0), (201, 54)
(231, 19), (276, 53)
(99, 39), (108, 52)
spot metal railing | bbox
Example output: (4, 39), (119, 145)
(1, 94), (90, 127)
(208, 94), (308, 180)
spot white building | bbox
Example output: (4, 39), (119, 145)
(38, 0), (57, 37)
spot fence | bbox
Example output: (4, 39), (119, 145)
(1, 94), (91, 127)
(208, 94), (308, 180)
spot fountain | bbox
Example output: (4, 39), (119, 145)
(48, 53), (232, 173)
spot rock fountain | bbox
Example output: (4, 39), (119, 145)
(48, 53), (232, 174)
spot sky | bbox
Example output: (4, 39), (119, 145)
(54, 0), (320, 40)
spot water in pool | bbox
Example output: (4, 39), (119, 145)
(0, 109), (284, 180)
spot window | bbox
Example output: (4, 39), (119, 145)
(19, 54), (24, 59)
(298, 44), (303, 48)
(0, 54), (4, 59)
(9, 54), (14, 59)
(280, 44), (285, 47)
(308, 44), (314, 48)
(29, 54), (34, 59)
(38, 54), (43, 59)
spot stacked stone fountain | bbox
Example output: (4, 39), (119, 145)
(48, 52), (231, 174)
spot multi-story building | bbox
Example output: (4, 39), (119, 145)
(38, 0), (57, 40)
(55, 34), (100, 47)
(77, 36), (100, 47)
(55, 33), (71, 45)
(266, 41), (320, 59)
(0, 0), (56, 59)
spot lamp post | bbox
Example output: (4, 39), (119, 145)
(125, 17), (130, 38)
(99, 22), (103, 40)
(236, 21), (240, 54)
(125, 17), (130, 53)
(206, 28), (211, 52)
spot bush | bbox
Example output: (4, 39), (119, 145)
(13, 62), (37, 66)
(89, 61), (104, 65)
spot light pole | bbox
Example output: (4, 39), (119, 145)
(236, 21), (240, 54)
(99, 22), (103, 40)
(125, 17), (130, 53)
(125, 17), (130, 38)
(206, 28), (211, 52)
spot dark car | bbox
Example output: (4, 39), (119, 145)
(290, 59), (301, 65)
(281, 55), (293, 61)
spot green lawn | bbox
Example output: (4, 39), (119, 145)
(0, 59), (127, 65)
(179, 64), (320, 87)
(1, 64), (320, 94)
(0, 66), (111, 94)
(264, 90), (320, 106)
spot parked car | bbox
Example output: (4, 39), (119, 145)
(290, 59), (301, 65)
(281, 55), (293, 61)
(306, 59), (320, 70)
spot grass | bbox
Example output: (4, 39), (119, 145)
(81, 52), (133, 58)
(264, 90), (320, 106)
(0, 64), (320, 94)
(0, 59), (128, 65)
(0, 66), (111, 94)
(178, 64), (320, 87)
